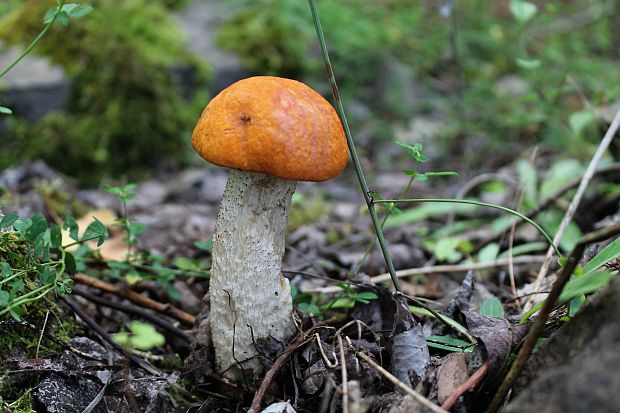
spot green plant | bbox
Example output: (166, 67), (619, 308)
(295, 281), (378, 318)
(0, 211), (107, 320)
(224, 0), (619, 164)
(96, 183), (209, 300)
(0, 1), (93, 114)
(521, 236), (620, 322)
(0, 0), (210, 185)
(113, 320), (165, 351)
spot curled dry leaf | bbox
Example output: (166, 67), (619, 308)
(462, 311), (528, 379)
(391, 295), (430, 388)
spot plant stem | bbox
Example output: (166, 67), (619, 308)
(374, 198), (561, 257)
(307, 0), (401, 292)
(351, 176), (415, 275)
(0, 0), (65, 79)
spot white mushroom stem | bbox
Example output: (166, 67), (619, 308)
(209, 169), (296, 378)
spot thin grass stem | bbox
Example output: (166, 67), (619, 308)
(374, 198), (561, 257)
(307, 0), (401, 292)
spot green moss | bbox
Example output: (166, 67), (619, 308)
(0, 0), (210, 185)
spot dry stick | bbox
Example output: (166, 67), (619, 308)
(305, 255), (547, 294)
(73, 273), (196, 326)
(61, 296), (161, 376)
(527, 108), (620, 308)
(338, 335), (349, 413)
(351, 343), (448, 413)
(248, 333), (314, 413)
(72, 288), (192, 343)
(441, 361), (489, 411)
(485, 221), (620, 413)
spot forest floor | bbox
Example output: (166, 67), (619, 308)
(0, 145), (618, 412)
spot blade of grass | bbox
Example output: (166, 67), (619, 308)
(307, 0), (401, 292)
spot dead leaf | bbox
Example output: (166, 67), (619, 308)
(463, 311), (528, 379)
(437, 352), (469, 404)
(391, 295), (430, 388)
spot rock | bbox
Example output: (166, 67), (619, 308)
(134, 203), (215, 257)
(0, 46), (70, 123)
(174, 0), (248, 94)
(168, 168), (228, 204)
(504, 276), (620, 413)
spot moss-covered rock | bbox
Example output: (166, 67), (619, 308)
(0, 0), (210, 185)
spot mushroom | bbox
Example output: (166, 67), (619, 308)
(192, 76), (348, 378)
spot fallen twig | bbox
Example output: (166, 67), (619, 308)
(304, 255), (547, 294)
(61, 296), (161, 376)
(72, 287), (192, 343)
(74, 273), (196, 326)
(441, 361), (489, 411)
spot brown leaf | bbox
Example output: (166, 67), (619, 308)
(437, 352), (470, 404)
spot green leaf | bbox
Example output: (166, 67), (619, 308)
(194, 240), (212, 253)
(0, 105), (12, 115)
(57, 11), (70, 27)
(433, 237), (463, 263)
(12, 218), (32, 236)
(516, 58), (541, 70)
(69, 5), (93, 18)
(498, 242), (547, 258)
(297, 302), (321, 316)
(49, 224), (62, 248)
(329, 297), (355, 309)
(0, 212), (18, 228)
(395, 141), (429, 163)
(480, 296), (505, 319)
(0, 289), (9, 306)
(173, 257), (200, 272)
(82, 218), (108, 246)
(39, 267), (55, 285)
(582, 237), (620, 275)
(0, 262), (12, 278)
(11, 278), (24, 295)
(127, 223), (147, 237)
(568, 294), (585, 317)
(569, 110), (597, 137)
(478, 243), (500, 263)
(43, 7), (59, 24)
(28, 213), (48, 241)
(64, 252), (77, 275)
(509, 0), (538, 23)
(409, 306), (473, 341)
(63, 217), (79, 241)
(128, 321), (165, 350)
(355, 291), (378, 303)
(426, 335), (475, 352)
(113, 331), (130, 345)
(516, 159), (538, 206)
(559, 271), (614, 302)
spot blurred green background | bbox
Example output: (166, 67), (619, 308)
(0, 0), (618, 185)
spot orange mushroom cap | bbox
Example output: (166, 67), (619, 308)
(192, 76), (348, 182)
